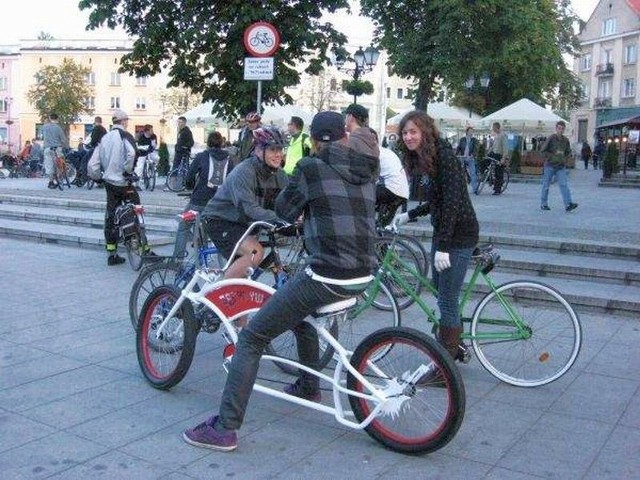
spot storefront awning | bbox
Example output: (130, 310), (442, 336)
(596, 115), (640, 129)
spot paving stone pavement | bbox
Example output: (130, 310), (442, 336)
(0, 168), (639, 479)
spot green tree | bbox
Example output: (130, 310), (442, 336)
(342, 79), (374, 104)
(26, 58), (94, 134)
(79, 0), (351, 120)
(360, 0), (582, 114)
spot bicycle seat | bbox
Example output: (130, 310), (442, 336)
(315, 297), (357, 315)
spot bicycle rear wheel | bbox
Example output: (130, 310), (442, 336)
(347, 327), (465, 454)
(137, 285), (198, 390)
(471, 280), (582, 387)
(500, 169), (510, 193)
(166, 168), (186, 192)
(149, 163), (157, 191)
(66, 164), (77, 185)
(143, 163), (151, 190)
(124, 229), (146, 271)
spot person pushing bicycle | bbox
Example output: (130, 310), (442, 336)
(183, 111), (379, 452)
(99, 109), (155, 265)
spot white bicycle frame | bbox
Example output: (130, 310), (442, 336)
(153, 264), (434, 431)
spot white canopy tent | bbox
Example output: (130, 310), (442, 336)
(180, 102), (229, 128)
(387, 103), (483, 130)
(180, 102), (314, 129)
(479, 98), (568, 135)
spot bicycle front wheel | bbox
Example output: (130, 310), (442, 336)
(471, 281), (582, 387)
(166, 168), (186, 192)
(136, 285), (198, 390)
(348, 327), (465, 454)
(143, 163), (150, 190)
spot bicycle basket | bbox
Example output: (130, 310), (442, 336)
(115, 203), (138, 239)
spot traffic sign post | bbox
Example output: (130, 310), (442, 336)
(243, 22), (280, 114)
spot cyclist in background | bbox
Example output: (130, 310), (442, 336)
(235, 112), (262, 166)
(42, 113), (68, 189)
(487, 121), (509, 195)
(173, 130), (232, 260)
(172, 116), (194, 170)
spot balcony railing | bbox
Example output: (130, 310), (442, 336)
(595, 63), (614, 76)
(594, 97), (612, 108)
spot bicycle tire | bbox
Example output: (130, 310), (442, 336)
(267, 281), (401, 375)
(476, 163), (490, 194)
(500, 169), (510, 193)
(125, 229), (145, 271)
(394, 233), (429, 276)
(347, 327), (465, 454)
(136, 285), (198, 390)
(129, 260), (186, 329)
(86, 178), (95, 190)
(373, 236), (423, 311)
(149, 164), (157, 191)
(470, 280), (582, 387)
(66, 163), (77, 185)
(166, 168), (186, 192)
(143, 163), (150, 190)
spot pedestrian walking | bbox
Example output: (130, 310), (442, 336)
(42, 113), (68, 189)
(540, 121), (578, 212)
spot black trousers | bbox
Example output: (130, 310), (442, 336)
(104, 182), (140, 250)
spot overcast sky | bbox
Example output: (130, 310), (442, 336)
(0, 0), (599, 46)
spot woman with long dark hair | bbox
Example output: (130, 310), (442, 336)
(395, 110), (479, 360)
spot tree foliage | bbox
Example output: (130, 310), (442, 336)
(360, 0), (582, 114)
(25, 58), (94, 134)
(342, 79), (374, 103)
(78, 0), (351, 121)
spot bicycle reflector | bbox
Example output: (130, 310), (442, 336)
(179, 210), (198, 222)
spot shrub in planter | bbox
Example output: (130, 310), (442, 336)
(602, 143), (619, 178)
(157, 142), (170, 176)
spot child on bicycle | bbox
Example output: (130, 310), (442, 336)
(183, 111), (379, 452)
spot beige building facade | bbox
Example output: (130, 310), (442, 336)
(571, 0), (640, 142)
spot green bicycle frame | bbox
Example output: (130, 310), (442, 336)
(368, 237), (529, 342)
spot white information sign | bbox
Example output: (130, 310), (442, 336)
(244, 57), (274, 81)
(628, 129), (640, 144)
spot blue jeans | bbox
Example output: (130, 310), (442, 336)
(460, 156), (479, 192)
(431, 245), (473, 328)
(218, 270), (367, 430)
(172, 202), (204, 259)
(541, 165), (573, 208)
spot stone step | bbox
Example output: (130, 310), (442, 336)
(0, 218), (175, 249)
(402, 226), (640, 261)
(494, 247), (640, 287)
(0, 203), (179, 236)
(463, 271), (640, 318)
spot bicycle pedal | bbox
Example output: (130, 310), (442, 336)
(457, 344), (472, 364)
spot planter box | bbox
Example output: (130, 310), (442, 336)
(520, 166), (543, 175)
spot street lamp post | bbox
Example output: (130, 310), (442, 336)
(335, 45), (380, 104)
(463, 73), (490, 118)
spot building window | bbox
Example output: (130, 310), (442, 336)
(598, 79), (612, 98)
(386, 87), (391, 98)
(397, 88), (403, 99)
(85, 72), (96, 85)
(135, 76), (148, 87)
(577, 119), (588, 143)
(581, 82), (590, 100)
(110, 97), (121, 109)
(83, 96), (95, 109)
(602, 18), (616, 36)
(135, 97), (147, 110)
(330, 78), (337, 91)
(110, 72), (121, 86)
(580, 54), (592, 71)
(623, 78), (635, 97)
(624, 45), (637, 64)
(0, 98), (7, 113)
(0, 77), (7, 90)
(602, 49), (613, 64)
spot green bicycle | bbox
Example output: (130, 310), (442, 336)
(364, 229), (582, 387)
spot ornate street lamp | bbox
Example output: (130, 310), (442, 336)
(463, 73), (490, 118)
(334, 45), (380, 104)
